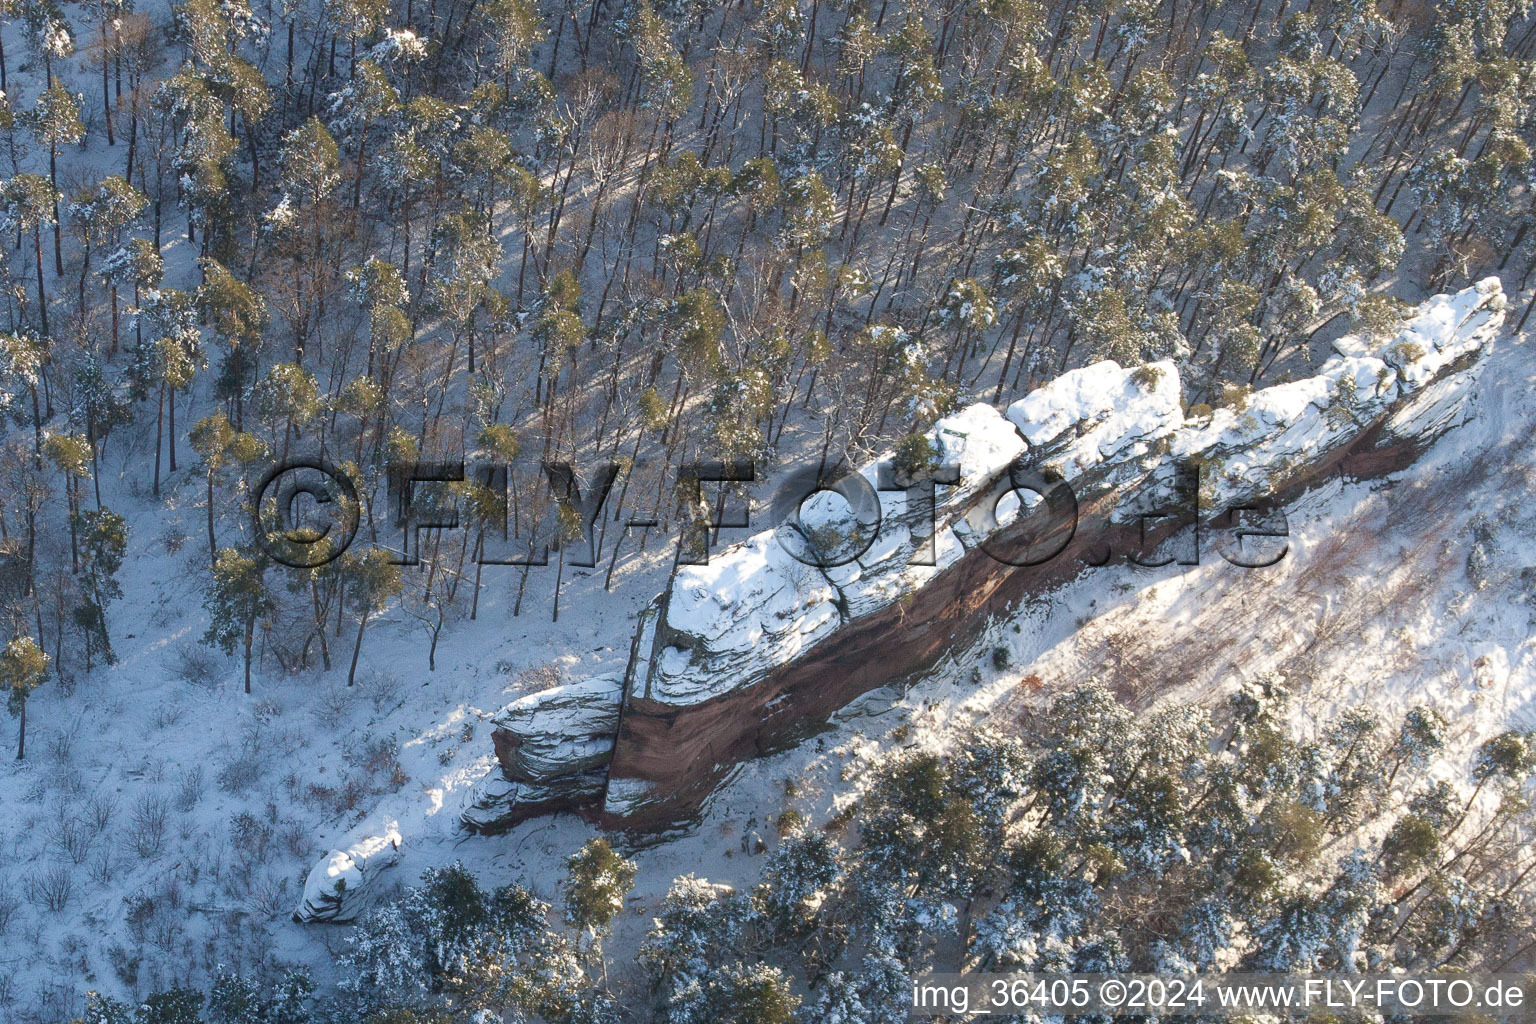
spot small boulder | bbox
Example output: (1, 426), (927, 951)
(293, 826), (402, 923)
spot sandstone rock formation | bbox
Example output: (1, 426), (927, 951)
(460, 675), (623, 833)
(459, 278), (1505, 836)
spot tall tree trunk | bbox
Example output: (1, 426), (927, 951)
(100, 21), (115, 145)
(311, 579), (332, 670)
(50, 144), (63, 277)
(552, 544), (565, 622)
(243, 616), (254, 694)
(348, 611), (368, 685)
(206, 469), (217, 566)
(34, 226), (49, 337)
(153, 382), (164, 497)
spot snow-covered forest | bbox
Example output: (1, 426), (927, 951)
(0, 0), (1533, 1014)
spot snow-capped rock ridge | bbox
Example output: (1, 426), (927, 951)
(442, 279), (1503, 838)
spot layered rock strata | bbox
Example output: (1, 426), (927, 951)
(458, 279), (1504, 835)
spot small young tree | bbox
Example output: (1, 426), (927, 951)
(342, 547), (402, 686)
(1, 634), (49, 758)
(188, 412), (234, 564)
(42, 431), (91, 570)
(550, 499), (583, 623)
(74, 507), (127, 664)
(202, 545), (272, 693)
(563, 837), (638, 969)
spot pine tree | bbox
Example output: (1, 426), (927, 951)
(202, 545), (272, 693)
(639, 875), (752, 1024)
(42, 431), (91, 570)
(153, 69), (237, 247)
(715, 962), (798, 1024)
(428, 209), (501, 374)
(67, 175), (146, 323)
(197, 258), (266, 425)
(1381, 813), (1440, 881)
(341, 862), (576, 1019)
(134, 987), (204, 1023)
(342, 547), (403, 686)
(0, 174), (63, 336)
(189, 412), (234, 564)
(269, 118), (344, 362)
(1, 634), (49, 758)
(1386, 706), (1449, 788)
(206, 967), (266, 1023)
(754, 825), (840, 939)
(25, 79), (84, 277)
(81, 990), (135, 1023)
(133, 285), (202, 492)
(73, 507), (126, 665)
(251, 362), (320, 460)
(563, 837), (638, 976)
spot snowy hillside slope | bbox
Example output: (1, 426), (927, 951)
(355, 313), (1533, 1006)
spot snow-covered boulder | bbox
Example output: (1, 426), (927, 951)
(1372, 276), (1504, 447)
(491, 675), (622, 782)
(1003, 358), (1186, 509)
(459, 675), (623, 834)
(460, 768), (612, 834)
(1006, 358), (1183, 452)
(293, 826), (401, 923)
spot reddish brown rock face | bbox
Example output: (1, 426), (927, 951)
(597, 413), (1436, 834)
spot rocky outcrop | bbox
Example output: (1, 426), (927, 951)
(461, 676), (622, 834)
(293, 826), (402, 923)
(462, 279), (1505, 836)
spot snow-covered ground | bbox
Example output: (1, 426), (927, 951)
(2, 306), (1527, 1018)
